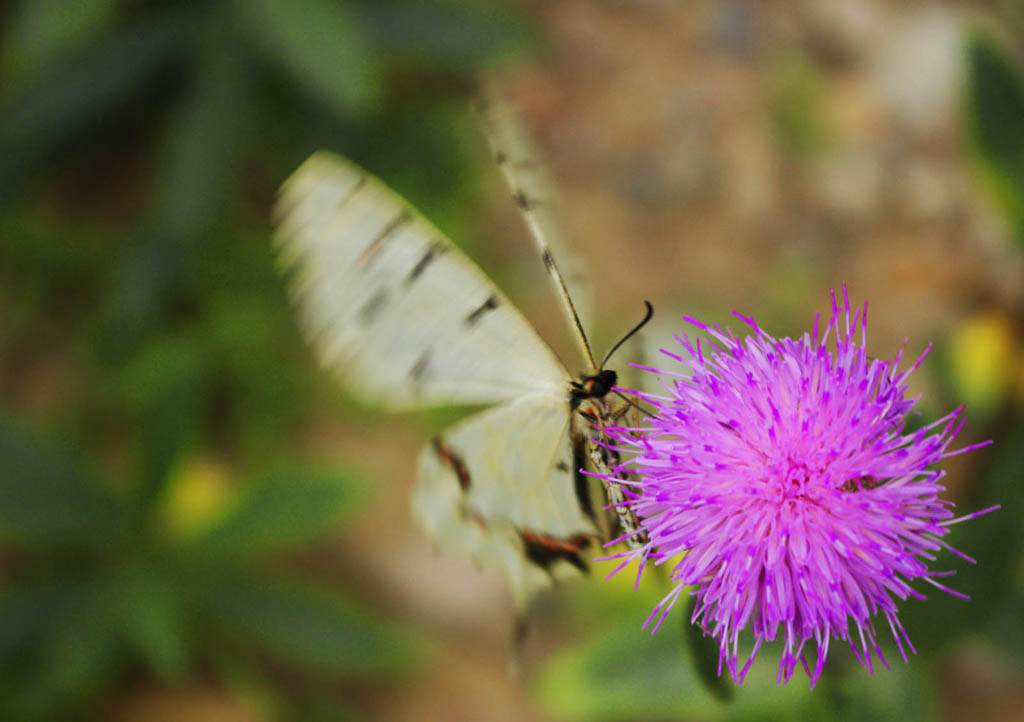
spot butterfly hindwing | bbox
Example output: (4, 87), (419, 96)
(274, 152), (569, 411)
(412, 393), (601, 607)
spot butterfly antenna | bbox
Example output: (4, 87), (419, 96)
(600, 301), (654, 370)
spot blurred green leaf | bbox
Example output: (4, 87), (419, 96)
(968, 416), (1024, 652)
(91, 228), (188, 363)
(683, 600), (734, 702)
(791, 658), (941, 722)
(0, 8), (191, 194)
(185, 470), (363, 559)
(363, 1), (532, 68)
(0, 577), (85, 662)
(2, 214), (110, 352)
(769, 51), (826, 159)
(534, 590), (722, 721)
(151, 11), (252, 238)
(235, 0), (380, 120)
(117, 563), (190, 680)
(284, 693), (355, 722)
(964, 31), (1024, 245)
(3, 213), (109, 279)
(200, 292), (314, 458)
(1, 0), (118, 87)
(900, 417), (1019, 658)
(0, 417), (133, 549)
(987, 591), (1024, 661)
(539, 569), (946, 722)
(121, 333), (207, 501)
(6, 574), (123, 720)
(197, 571), (415, 675)
(538, 591), (942, 722)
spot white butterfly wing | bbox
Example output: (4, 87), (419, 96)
(274, 152), (569, 410)
(412, 394), (597, 607)
(475, 81), (595, 365)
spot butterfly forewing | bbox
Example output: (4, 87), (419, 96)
(275, 151), (606, 610)
(474, 81), (596, 370)
(274, 152), (569, 411)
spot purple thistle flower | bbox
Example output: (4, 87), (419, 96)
(603, 288), (996, 688)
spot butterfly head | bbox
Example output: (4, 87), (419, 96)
(570, 368), (618, 408)
(569, 301), (654, 410)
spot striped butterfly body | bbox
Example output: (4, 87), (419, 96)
(273, 86), (646, 611)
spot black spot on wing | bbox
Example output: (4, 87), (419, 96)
(358, 209), (412, 266)
(357, 289), (388, 324)
(276, 166), (364, 229)
(513, 189), (534, 211)
(464, 294), (500, 326)
(337, 175), (367, 206)
(404, 241), (446, 286)
(541, 248), (555, 270)
(556, 461), (570, 472)
(410, 349), (431, 383)
(281, 174), (367, 237)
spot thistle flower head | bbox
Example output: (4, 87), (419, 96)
(606, 288), (995, 687)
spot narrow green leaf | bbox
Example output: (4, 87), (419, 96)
(90, 228), (188, 363)
(0, 8), (191, 194)
(197, 572), (414, 676)
(1, 0), (118, 87)
(151, 11), (253, 238)
(0, 577), (87, 661)
(0, 416), (133, 549)
(964, 32), (1024, 244)
(987, 592), (1024, 662)
(682, 599), (734, 702)
(117, 563), (190, 680)
(185, 470), (363, 559)
(235, 0), (380, 119)
(899, 417), (1018, 658)
(4, 574), (123, 720)
(363, 1), (532, 68)
(120, 333), (207, 503)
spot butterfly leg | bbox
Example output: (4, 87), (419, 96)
(580, 403), (649, 550)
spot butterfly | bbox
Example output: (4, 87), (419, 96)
(272, 83), (649, 612)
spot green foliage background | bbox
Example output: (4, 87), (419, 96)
(0, 1), (1022, 721)
(0, 1), (528, 718)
